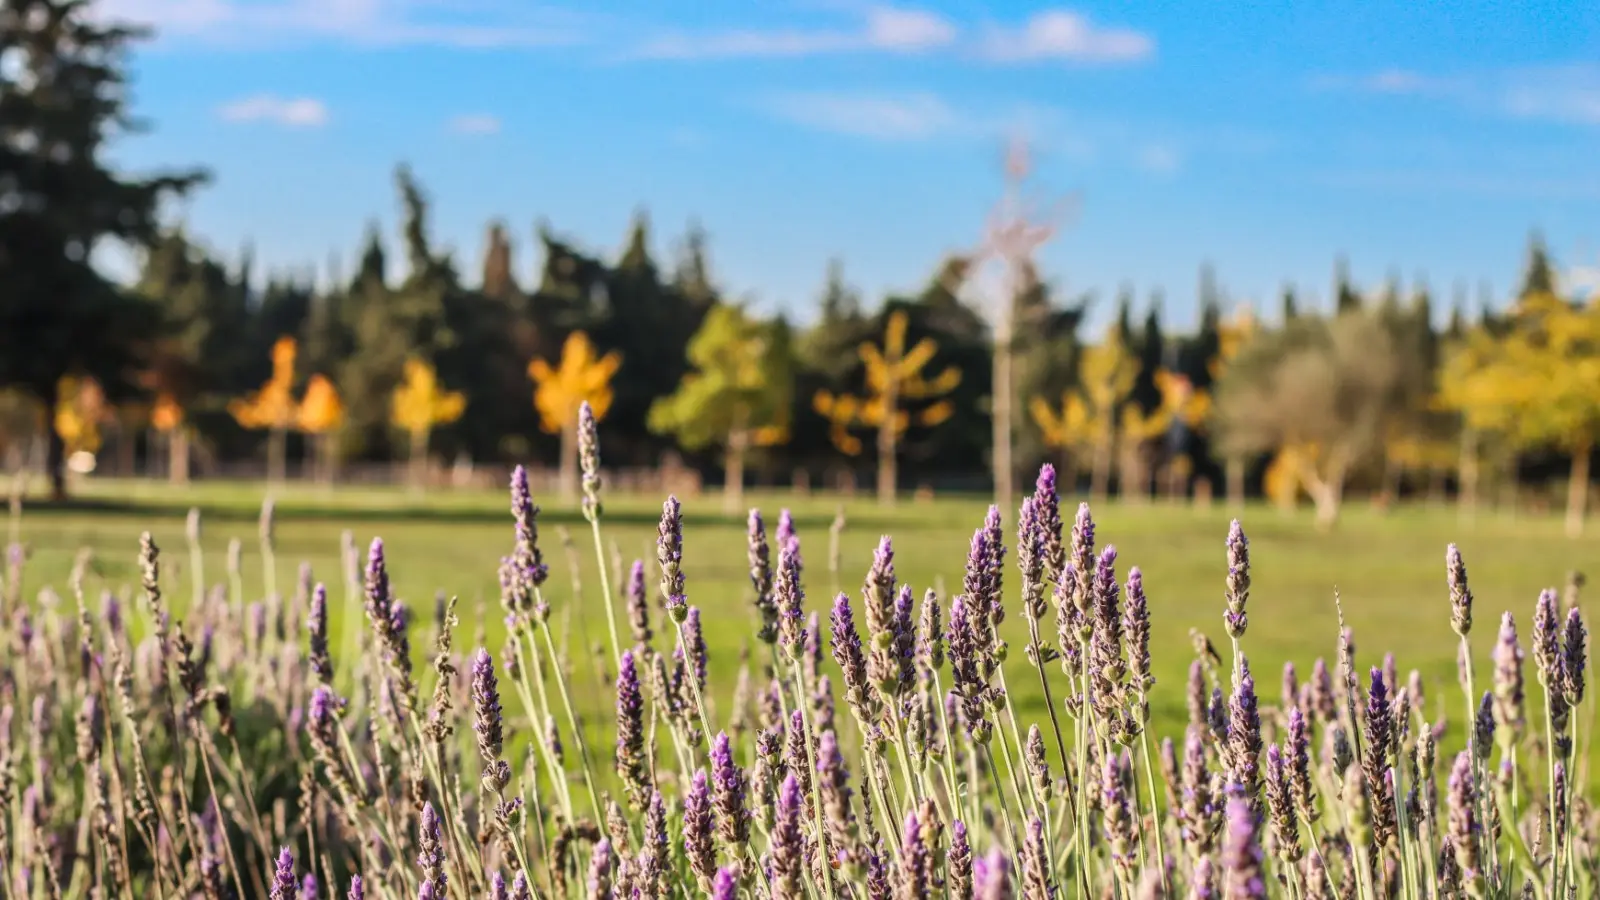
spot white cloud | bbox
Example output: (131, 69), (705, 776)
(976, 10), (1153, 64)
(765, 91), (957, 141)
(626, 5), (955, 61)
(448, 113), (502, 135)
(1137, 144), (1181, 175)
(1317, 63), (1600, 126)
(625, 6), (1151, 65)
(217, 94), (329, 127)
(97, 0), (586, 49)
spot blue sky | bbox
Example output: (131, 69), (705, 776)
(104, 0), (1600, 329)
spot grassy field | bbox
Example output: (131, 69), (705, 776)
(7, 477), (1594, 748)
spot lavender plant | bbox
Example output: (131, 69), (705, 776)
(1, 441), (1596, 900)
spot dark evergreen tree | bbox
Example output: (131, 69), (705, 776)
(0, 0), (207, 497)
(1519, 231), (1557, 299)
(1335, 256), (1362, 313)
(1280, 284), (1300, 323)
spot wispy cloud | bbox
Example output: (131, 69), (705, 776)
(626, 5), (955, 61)
(976, 10), (1154, 64)
(217, 94), (329, 127)
(765, 91), (957, 141)
(99, 0), (587, 49)
(1316, 63), (1600, 126)
(448, 113), (502, 135)
(624, 6), (1150, 65)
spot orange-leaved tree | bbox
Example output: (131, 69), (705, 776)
(229, 336), (301, 484)
(298, 375), (345, 485)
(528, 331), (622, 499)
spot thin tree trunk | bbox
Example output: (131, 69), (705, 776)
(1090, 442), (1111, 504)
(170, 428), (190, 485)
(877, 381), (899, 507)
(1225, 457), (1245, 512)
(268, 426), (287, 485)
(724, 427), (748, 516)
(409, 429), (428, 490)
(1300, 457), (1348, 531)
(44, 381), (66, 501)
(1458, 428), (1479, 525)
(992, 314), (1014, 515)
(1565, 442), (1591, 539)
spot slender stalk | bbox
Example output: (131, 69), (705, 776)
(785, 657), (836, 899)
(538, 619), (602, 818)
(585, 516), (625, 676)
(1136, 725), (1169, 894)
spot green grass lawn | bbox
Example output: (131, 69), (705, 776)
(7, 477), (1594, 754)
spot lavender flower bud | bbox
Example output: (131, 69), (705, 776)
(1263, 744), (1301, 862)
(1034, 465), (1065, 586)
(1225, 657), (1261, 803)
(305, 583), (333, 684)
(626, 560), (651, 648)
(899, 808), (932, 900)
(1223, 519), (1250, 639)
(775, 539), (805, 655)
(1103, 751), (1136, 875)
(918, 588), (944, 673)
(1190, 856), (1217, 900)
(710, 731), (750, 852)
(949, 819), (974, 900)
(507, 466), (549, 613)
(977, 848), (1013, 900)
(1069, 502), (1096, 616)
(417, 802), (446, 898)
(770, 774), (805, 900)
(615, 650), (649, 807)
(1447, 544), (1472, 637)
(748, 510), (778, 643)
(1563, 607), (1587, 705)
(349, 875), (364, 900)
(1019, 817), (1053, 900)
(1447, 751), (1481, 891)
(586, 838), (614, 900)
(269, 848), (296, 900)
(1126, 567), (1153, 696)
(657, 497), (686, 621)
(509, 873), (530, 900)
(684, 769), (716, 888)
(711, 868), (738, 900)
(1220, 796), (1265, 899)
(1018, 497), (1046, 622)
(1534, 588), (1562, 688)
(1492, 612), (1525, 740)
(300, 874), (318, 900)
(578, 401), (602, 519)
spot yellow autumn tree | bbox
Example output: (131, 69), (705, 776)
(230, 336), (302, 484)
(54, 376), (106, 458)
(813, 308), (960, 505)
(1117, 368), (1213, 502)
(1029, 324), (1136, 501)
(391, 358), (466, 489)
(1441, 292), (1600, 537)
(149, 392), (191, 484)
(528, 332), (622, 499)
(298, 375), (345, 485)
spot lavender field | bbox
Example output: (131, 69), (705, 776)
(3, 432), (1596, 898)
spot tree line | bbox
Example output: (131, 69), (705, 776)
(3, 1), (1595, 533)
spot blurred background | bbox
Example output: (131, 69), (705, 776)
(3, 1), (1600, 625)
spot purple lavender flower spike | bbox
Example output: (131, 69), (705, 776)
(657, 497), (687, 622)
(348, 875), (364, 900)
(1068, 501), (1096, 614)
(615, 650), (648, 806)
(949, 819), (974, 900)
(1034, 464), (1064, 586)
(1223, 519), (1250, 639)
(1564, 607), (1588, 705)
(899, 808), (932, 898)
(1220, 795), (1266, 899)
(710, 731), (750, 851)
(509, 873), (531, 900)
(775, 539), (806, 655)
(577, 401), (602, 518)
(586, 838), (614, 900)
(748, 510), (779, 643)
(488, 873), (507, 900)
(770, 774), (805, 900)
(308, 583), (332, 683)
(776, 508), (799, 567)
(1125, 566), (1153, 695)
(684, 769), (716, 887)
(1447, 544), (1472, 637)
(509, 465), (548, 590)
(269, 847), (296, 900)
(1492, 611), (1525, 737)
(711, 868), (739, 900)
(299, 873), (318, 900)
(977, 847), (1014, 900)
(626, 559), (651, 647)
(683, 606), (708, 695)
(1533, 588), (1562, 689)
(1020, 817), (1053, 900)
